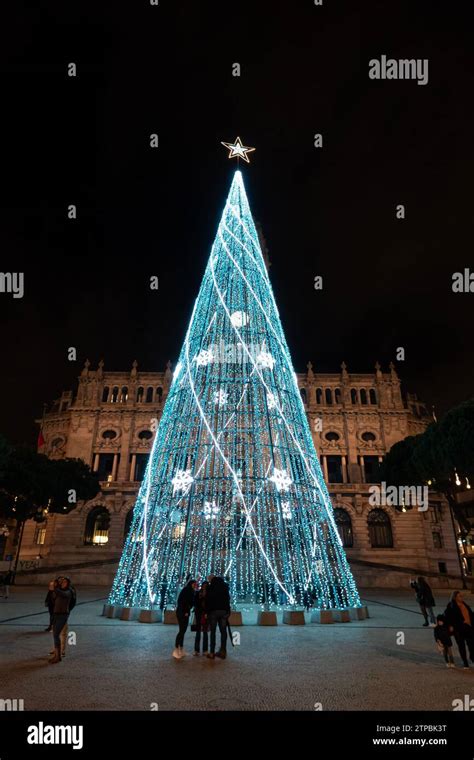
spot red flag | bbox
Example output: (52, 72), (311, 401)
(37, 430), (45, 449)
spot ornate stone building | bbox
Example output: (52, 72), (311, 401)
(13, 359), (461, 588)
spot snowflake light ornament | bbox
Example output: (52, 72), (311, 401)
(213, 389), (229, 406)
(256, 350), (275, 370)
(267, 392), (278, 410)
(171, 469), (194, 495)
(269, 467), (293, 492)
(281, 501), (292, 520)
(194, 348), (214, 366)
(230, 311), (249, 328)
(203, 501), (220, 521)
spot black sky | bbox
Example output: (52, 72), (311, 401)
(1, 0), (473, 445)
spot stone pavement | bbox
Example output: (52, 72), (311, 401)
(1, 586), (473, 711)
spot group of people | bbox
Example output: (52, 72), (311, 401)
(173, 574), (231, 660)
(44, 576), (76, 664)
(4, 567), (468, 671)
(411, 577), (474, 669)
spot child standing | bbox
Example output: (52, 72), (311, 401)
(434, 614), (455, 668)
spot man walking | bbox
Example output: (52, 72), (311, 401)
(49, 576), (73, 664)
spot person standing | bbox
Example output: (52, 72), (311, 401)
(0, 570), (13, 599)
(173, 579), (196, 660)
(411, 576), (436, 626)
(433, 614), (455, 668)
(44, 580), (56, 632)
(206, 576), (231, 660)
(303, 588), (312, 613)
(59, 580), (76, 657)
(193, 580), (209, 656)
(49, 576), (73, 664)
(444, 591), (474, 669)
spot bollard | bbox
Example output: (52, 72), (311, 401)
(283, 610), (305, 625)
(257, 611), (278, 626)
(138, 609), (162, 623)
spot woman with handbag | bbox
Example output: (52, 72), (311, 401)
(193, 580), (209, 656)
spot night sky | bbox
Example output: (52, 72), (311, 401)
(2, 0), (472, 445)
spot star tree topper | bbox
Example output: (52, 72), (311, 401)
(221, 136), (255, 163)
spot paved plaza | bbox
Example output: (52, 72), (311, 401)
(1, 586), (473, 711)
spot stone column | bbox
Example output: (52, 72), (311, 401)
(359, 455), (366, 484)
(117, 414), (133, 481)
(130, 454), (137, 482)
(93, 453), (99, 472)
(322, 455), (329, 483)
(342, 455), (348, 483)
(111, 454), (119, 482)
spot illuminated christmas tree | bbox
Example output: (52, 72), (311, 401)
(109, 149), (361, 611)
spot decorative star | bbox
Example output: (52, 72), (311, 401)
(221, 136), (255, 164)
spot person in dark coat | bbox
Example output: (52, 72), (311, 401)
(0, 570), (13, 599)
(44, 580), (56, 631)
(173, 579), (196, 659)
(303, 588), (313, 612)
(411, 576), (436, 626)
(433, 614), (455, 668)
(193, 580), (209, 656)
(444, 590), (474, 669)
(49, 576), (73, 664)
(206, 576), (231, 660)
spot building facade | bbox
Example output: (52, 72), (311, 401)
(11, 359), (461, 588)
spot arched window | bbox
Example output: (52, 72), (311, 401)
(334, 508), (353, 548)
(351, 388), (358, 404)
(360, 388), (368, 405)
(369, 388), (377, 405)
(325, 431), (340, 442)
(156, 387), (163, 402)
(84, 507), (110, 546)
(120, 386), (128, 403)
(146, 386), (154, 403)
(325, 388), (333, 405)
(111, 386), (119, 403)
(368, 509), (393, 548)
(316, 388), (323, 404)
(138, 430), (153, 441)
(123, 509), (134, 542)
(361, 431), (376, 443)
(300, 388), (307, 405)
(102, 386), (109, 403)
(136, 386), (144, 403)
(334, 387), (342, 404)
